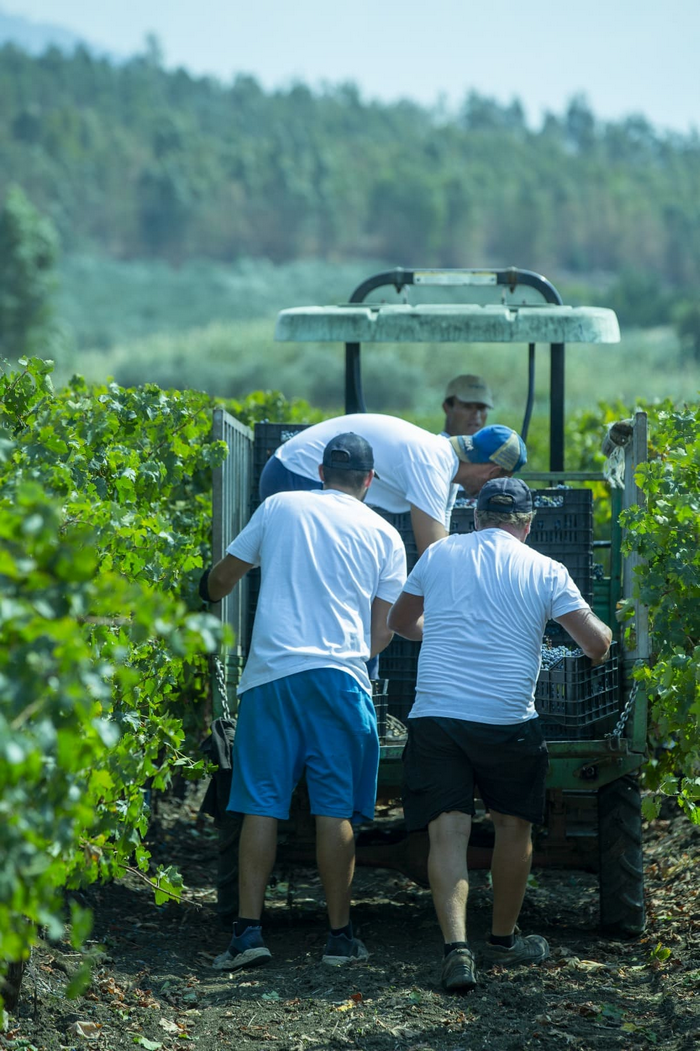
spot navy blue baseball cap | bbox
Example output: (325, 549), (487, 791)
(322, 432), (374, 471)
(477, 477), (533, 514)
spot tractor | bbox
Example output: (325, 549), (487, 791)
(207, 266), (648, 939)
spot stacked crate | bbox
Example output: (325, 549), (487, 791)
(536, 642), (619, 739)
(250, 422), (311, 515)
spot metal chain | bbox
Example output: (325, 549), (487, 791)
(210, 654), (232, 719)
(605, 666), (642, 739)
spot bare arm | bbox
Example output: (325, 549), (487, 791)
(370, 597), (394, 657)
(387, 591), (425, 641)
(206, 554), (255, 602)
(409, 504), (448, 556)
(556, 607), (613, 664)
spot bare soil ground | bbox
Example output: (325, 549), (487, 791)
(3, 786), (698, 1051)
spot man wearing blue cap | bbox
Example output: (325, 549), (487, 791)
(259, 413), (527, 556)
(200, 434), (406, 972)
(388, 478), (612, 993)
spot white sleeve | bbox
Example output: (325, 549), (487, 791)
(402, 553), (427, 597)
(549, 561), (589, 619)
(402, 461), (452, 524)
(227, 504), (266, 566)
(375, 534), (408, 603)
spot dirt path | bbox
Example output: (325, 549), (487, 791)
(4, 789), (698, 1051)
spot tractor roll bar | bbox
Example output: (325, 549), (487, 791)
(344, 267), (565, 472)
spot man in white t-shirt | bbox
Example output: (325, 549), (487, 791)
(440, 374), (494, 438)
(200, 433), (407, 972)
(388, 477), (612, 993)
(259, 413), (527, 556)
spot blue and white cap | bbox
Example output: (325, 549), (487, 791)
(449, 425), (527, 473)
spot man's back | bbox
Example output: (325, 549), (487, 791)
(229, 488), (405, 694)
(276, 413), (457, 521)
(405, 529), (587, 723)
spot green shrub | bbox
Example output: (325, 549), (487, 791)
(622, 404), (700, 821)
(0, 356), (229, 995)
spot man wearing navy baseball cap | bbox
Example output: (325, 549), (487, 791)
(389, 475), (612, 993)
(259, 413), (527, 557)
(322, 432), (375, 473)
(201, 433), (406, 973)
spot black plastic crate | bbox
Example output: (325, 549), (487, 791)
(373, 488), (593, 596)
(535, 641), (619, 740)
(451, 488), (593, 544)
(379, 650), (420, 679)
(530, 488), (593, 604)
(530, 488), (593, 548)
(449, 506), (476, 536)
(386, 677), (416, 724)
(251, 422), (310, 511)
(253, 421), (310, 474)
(450, 491), (593, 603)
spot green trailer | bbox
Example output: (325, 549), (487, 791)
(210, 267), (648, 938)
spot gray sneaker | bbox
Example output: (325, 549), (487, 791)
(481, 934), (549, 967)
(322, 933), (370, 967)
(441, 947), (477, 992)
(212, 925), (272, 971)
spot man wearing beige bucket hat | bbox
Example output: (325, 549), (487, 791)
(440, 374), (494, 438)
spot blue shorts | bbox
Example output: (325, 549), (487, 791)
(228, 668), (379, 823)
(258, 456), (323, 502)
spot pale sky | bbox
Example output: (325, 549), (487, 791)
(3, 0), (699, 134)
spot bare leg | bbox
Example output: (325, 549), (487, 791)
(428, 811), (472, 943)
(238, 814), (278, 919)
(315, 816), (356, 929)
(489, 810), (533, 936)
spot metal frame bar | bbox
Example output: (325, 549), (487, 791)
(211, 409), (254, 715)
(621, 412), (650, 754)
(343, 267), (566, 469)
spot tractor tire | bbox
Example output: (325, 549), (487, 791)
(598, 775), (646, 937)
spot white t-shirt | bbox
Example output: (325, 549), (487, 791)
(229, 488), (407, 695)
(403, 528), (588, 724)
(276, 414), (459, 527)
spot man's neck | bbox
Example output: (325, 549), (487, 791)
(323, 484), (360, 501)
(479, 523), (528, 543)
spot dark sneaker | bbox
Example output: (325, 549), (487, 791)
(481, 934), (549, 967)
(441, 947), (477, 993)
(321, 933), (370, 967)
(212, 925), (272, 971)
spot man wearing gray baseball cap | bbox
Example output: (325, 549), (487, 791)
(440, 374), (494, 438)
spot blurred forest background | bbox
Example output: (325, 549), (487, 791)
(1, 38), (699, 435)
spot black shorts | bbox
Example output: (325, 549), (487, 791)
(402, 716), (549, 830)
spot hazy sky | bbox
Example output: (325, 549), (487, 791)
(3, 0), (699, 133)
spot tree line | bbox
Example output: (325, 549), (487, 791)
(0, 41), (699, 300)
